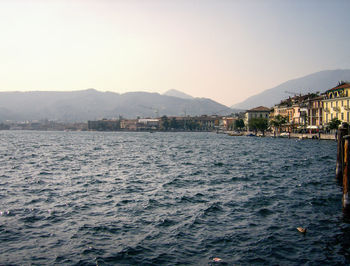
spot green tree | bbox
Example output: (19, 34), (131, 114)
(170, 117), (178, 129)
(270, 115), (287, 133)
(248, 118), (268, 136)
(234, 119), (245, 131)
(329, 117), (341, 130)
(186, 119), (200, 131)
(161, 115), (170, 131)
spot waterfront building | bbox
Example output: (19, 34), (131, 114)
(273, 93), (321, 132)
(138, 118), (160, 130)
(273, 100), (292, 132)
(291, 102), (308, 130)
(192, 115), (219, 130)
(245, 106), (271, 131)
(120, 119), (138, 130)
(307, 95), (324, 128)
(322, 82), (350, 126)
(221, 116), (237, 131)
(273, 103), (289, 118)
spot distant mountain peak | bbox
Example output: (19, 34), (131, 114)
(163, 89), (194, 99)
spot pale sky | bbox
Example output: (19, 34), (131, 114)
(0, 0), (349, 106)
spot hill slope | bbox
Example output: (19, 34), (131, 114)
(0, 89), (232, 122)
(232, 69), (350, 109)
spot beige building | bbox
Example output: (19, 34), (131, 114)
(307, 96), (324, 128)
(120, 119), (138, 130)
(221, 117), (237, 130)
(273, 93), (321, 132)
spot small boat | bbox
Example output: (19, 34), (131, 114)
(246, 133), (256, 137)
(279, 132), (289, 138)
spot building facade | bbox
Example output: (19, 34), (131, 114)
(322, 82), (350, 126)
(245, 106), (271, 131)
(307, 96), (324, 128)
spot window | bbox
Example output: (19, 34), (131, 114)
(331, 102), (333, 107)
(348, 112), (349, 122)
(342, 113), (344, 120)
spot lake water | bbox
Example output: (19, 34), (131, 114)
(0, 131), (349, 265)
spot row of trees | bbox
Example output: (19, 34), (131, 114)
(160, 114), (343, 134)
(235, 115), (289, 135)
(252, 114), (342, 135)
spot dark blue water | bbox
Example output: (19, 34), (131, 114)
(0, 131), (348, 265)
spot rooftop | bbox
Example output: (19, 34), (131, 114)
(328, 82), (350, 91)
(247, 106), (271, 112)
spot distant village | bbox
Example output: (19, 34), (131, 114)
(1, 82), (349, 138)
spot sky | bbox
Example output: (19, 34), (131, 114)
(0, 0), (349, 106)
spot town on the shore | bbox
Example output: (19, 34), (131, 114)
(1, 81), (349, 140)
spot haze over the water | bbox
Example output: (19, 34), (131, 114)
(0, 0), (349, 106)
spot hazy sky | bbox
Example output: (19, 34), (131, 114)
(1, 0), (349, 106)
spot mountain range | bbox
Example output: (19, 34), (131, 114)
(0, 89), (233, 122)
(1, 69), (349, 122)
(232, 69), (350, 109)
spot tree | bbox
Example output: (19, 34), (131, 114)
(186, 118), (200, 131)
(161, 115), (170, 131)
(248, 118), (268, 136)
(329, 117), (341, 130)
(234, 119), (245, 131)
(270, 115), (287, 134)
(170, 117), (178, 129)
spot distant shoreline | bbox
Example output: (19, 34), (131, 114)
(0, 128), (337, 140)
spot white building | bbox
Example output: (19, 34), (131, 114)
(244, 106), (271, 131)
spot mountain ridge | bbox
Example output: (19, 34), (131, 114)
(232, 69), (350, 109)
(163, 89), (194, 99)
(0, 89), (233, 122)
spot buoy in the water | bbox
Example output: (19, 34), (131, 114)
(297, 227), (307, 233)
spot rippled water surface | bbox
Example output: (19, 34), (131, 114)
(0, 131), (349, 265)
